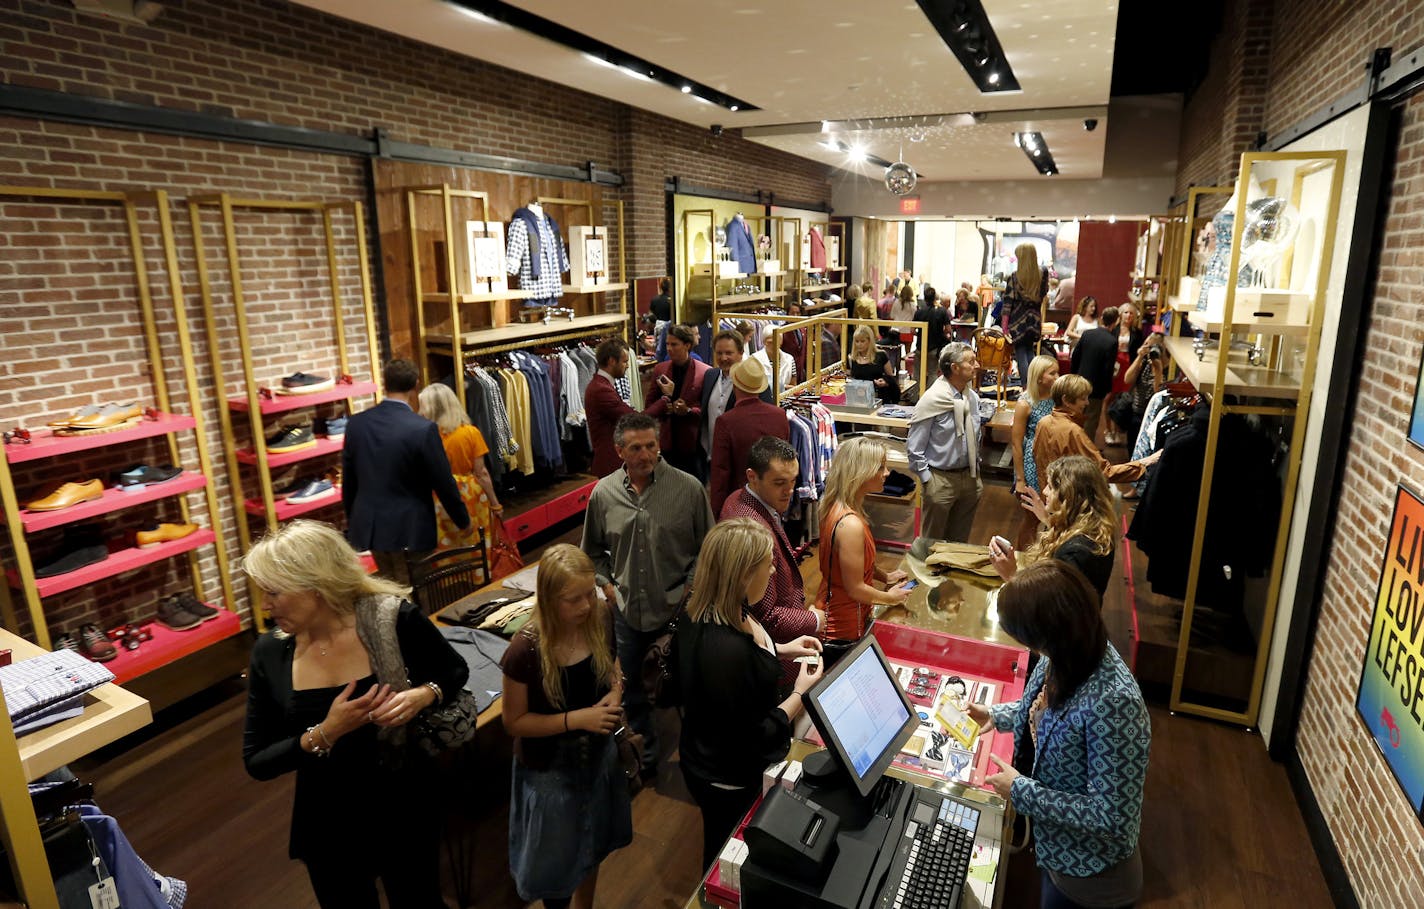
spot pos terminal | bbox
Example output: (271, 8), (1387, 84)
(739, 636), (983, 909)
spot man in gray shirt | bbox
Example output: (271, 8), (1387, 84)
(581, 411), (714, 771)
(907, 343), (996, 543)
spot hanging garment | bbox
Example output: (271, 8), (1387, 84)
(498, 369), (536, 476)
(726, 215), (757, 273)
(511, 352), (564, 472)
(808, 227), (826, 270)
(558, 351), (585, 434)
(506, 207), (569, 305)
(78, 804), (187, 909)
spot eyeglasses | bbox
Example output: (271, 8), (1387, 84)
(3, 427), (31, 445)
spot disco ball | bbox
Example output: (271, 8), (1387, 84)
(885, 162), (918, 196)
(714, 226), (728, 247)
(1239, 196), (1299, 286)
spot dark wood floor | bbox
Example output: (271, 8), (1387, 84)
(69, 480), (1333, 908)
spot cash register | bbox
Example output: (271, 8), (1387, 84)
(739, 636), (983, 909)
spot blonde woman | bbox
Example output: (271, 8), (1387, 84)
(417, 383), (500, 554)
(991, 455), (1118, 598)
(242, 520), (469, 908)
(1011, 354), (1060, 548)
(1005, 242), (1048, 387)
(847, 324), (899, 405)
(501, 544), (630, 909)
(817, 436), (912, 640)
(678, 519), (823, 871)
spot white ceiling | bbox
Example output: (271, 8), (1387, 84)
(293, 0), (1121, 181)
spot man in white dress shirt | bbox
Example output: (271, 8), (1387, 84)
(752, 325), (796, 399)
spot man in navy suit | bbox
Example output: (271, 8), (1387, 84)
(342, 359), (469, 584)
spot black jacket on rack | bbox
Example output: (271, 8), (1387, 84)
(1127, 405), (1281, 605)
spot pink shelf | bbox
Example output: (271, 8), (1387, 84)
(359, 552), (377, 575)
(243, 486), (343, 520)
(20, 472), (208, 533)
(5, 413), (196, 465)
(227, 380), (378, 415)
(11, 528), (217, 598)
(100, 606), (243, 685)
(235, 435), (344, 468)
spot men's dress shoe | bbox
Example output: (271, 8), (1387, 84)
(135, 522), (198, 549)
(315, 416), (347, 438)
(64, 403), (142, 430)
(26, 479), (104, 512)
(115, 464), (183, 488)
(156, 595), (204, 631)
(175, 592), (220, 623)
(35, 539), (109, 578)
(47, 404), (100, 428)
(78, 623), (117, 662)
(54, 632), (82, 654)
(277, 372), (335, 394)
(287, 479), (336, 504)
(265, 424), (316, 454)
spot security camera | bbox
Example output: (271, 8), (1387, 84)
(710, 124), (724, 137)
(1083, 118), (1098, 132)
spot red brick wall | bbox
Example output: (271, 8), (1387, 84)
(1174, 1), (1424, 903)
(0, 0), (830, 638)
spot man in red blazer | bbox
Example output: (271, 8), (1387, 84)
(584, 338), (663, 477)
(648, 324), (710, 479)
(720, 436), (822, 685)
(708, 357), (791, 515)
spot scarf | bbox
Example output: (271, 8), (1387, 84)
(911, 377), (979, 477)
(511, 207), (562, 279)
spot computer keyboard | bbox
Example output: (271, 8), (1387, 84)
(879, 796), (980, 909)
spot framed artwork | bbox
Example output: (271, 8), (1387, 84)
(1409, 348), (1424, 451)
(1355, 483), (1424, 822)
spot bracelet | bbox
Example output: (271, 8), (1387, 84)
(304, 726), (330, 758)
(314, 723), (333, 750)
(425, 681), (443, 704)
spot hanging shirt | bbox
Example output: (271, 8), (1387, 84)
(506, 208), (569, 304)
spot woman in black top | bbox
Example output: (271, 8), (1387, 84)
(242, 520), (469, 909)
(678, 518), (823, 871)
(846, 324), (899, 405)
(989, 455), (1117, 598)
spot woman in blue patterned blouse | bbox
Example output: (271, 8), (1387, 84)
(974, 560), (1151, 909)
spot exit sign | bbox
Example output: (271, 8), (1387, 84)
(899, 197), (921, 214)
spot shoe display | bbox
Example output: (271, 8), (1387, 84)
(47, 404), (100, 428)
(174, 593), (220, 623)
(287, 479), (336, 505)
(34, 526), (108, 578)
(60, 403), (143, 431)
(272, 469), (307, 499)
(78, 623), (117, 662)
(25, 479), (103, 511)
(315, 416), (347, 438)
(265, 423), (316, 454)
(115, 464), (183, 488)
(276, 372), (335, 395)
(54, 632), (81, 654)
(156, 595), (204, 631)
(135, 522), (198, 549)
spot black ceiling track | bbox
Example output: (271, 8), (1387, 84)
(915, 0), (1021, 94)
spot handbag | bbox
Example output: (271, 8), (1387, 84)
(641, 612), (682, 709)
(613, 715), (646, 796)
(486, 515), (525, 582)
(355, 595), (481, 757)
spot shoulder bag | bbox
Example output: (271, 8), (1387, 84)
(355, 595), (481, 757)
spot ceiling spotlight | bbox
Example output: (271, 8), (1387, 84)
(916, 0), (1020, 92)
(847, 146), (867, 163)
(681, 84), (692, 93)
(730, 105), (739, 111)
(987, 71), (1000, 85)
(1015, 130), (1057, 175)
(1108, 215), (1117, 223)
(1012, 133), (1021, 148)
(1032, 148), (1040, 157)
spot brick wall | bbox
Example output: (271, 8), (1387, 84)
(0, 0), (830, 640)
(1173, 0), (1424, 903)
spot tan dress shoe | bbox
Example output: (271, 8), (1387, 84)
(26, 479), (104, 512)
(136, 522), (198, 549)
(67, 403), (142, 430)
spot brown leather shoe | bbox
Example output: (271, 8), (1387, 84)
(135, 522), (198, 549)
(26, 479), (104, 512)
(66, 403), (142, 430)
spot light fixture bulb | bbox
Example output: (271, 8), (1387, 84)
(1012, 133), (1021, 148)
(730, 104), (739, 111)
(681, 84), (692, 93)
(988, 71), (1000, 85)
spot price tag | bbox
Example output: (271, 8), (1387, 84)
(89, 878), (120, 909)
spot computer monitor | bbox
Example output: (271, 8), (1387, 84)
(802, 635), (919, 798)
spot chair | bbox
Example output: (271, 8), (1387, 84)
(405, 535), (488, 615)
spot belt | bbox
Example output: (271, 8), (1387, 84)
(928, 464), (970, 473)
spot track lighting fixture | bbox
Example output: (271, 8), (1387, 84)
(915, 0), (1021, 93)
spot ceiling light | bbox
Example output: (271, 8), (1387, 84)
(619, 65), (652, 82)
(847, 147), (867, 163)
(1012, 133), (1021, 148)
(680, 84), (692, 93)
(584, 52), (616, 69)
(1108, 215), (1117, 223)
(987, 71), (1000, 85)
(1032, 149), (1040, 157)
(916, 0), (1020, 92)
(1015, 130), (1058, 176)
(729, 105), (739, 111)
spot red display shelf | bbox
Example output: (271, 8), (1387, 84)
(10, 528), (217, 598)
(98, 605), (243, 685)
(226, 380), (378, 415)
(243, 486), (343, 520)
(235, 435), (344, 469)
(19, 472), (208, 533)
(359, 552), (377, 575)
(5, 412), (196, 465)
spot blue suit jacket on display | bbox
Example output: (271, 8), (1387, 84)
(727, 216), (757, 273)
(341, 399), (468, 552)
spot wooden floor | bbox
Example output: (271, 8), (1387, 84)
(69, 478), (1334, 909)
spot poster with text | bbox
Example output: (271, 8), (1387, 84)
(1357, 484), (1424, 820)
(1408, 350), (1424, 451)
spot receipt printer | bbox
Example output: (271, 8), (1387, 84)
(743, 787), (840, 884)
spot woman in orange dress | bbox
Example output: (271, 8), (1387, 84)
(417, 383), (501, 557)
(816, 436), (912, 641)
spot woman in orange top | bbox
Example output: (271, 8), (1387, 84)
(418, 383), (502, 555)
(816, 437), (912, 640)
